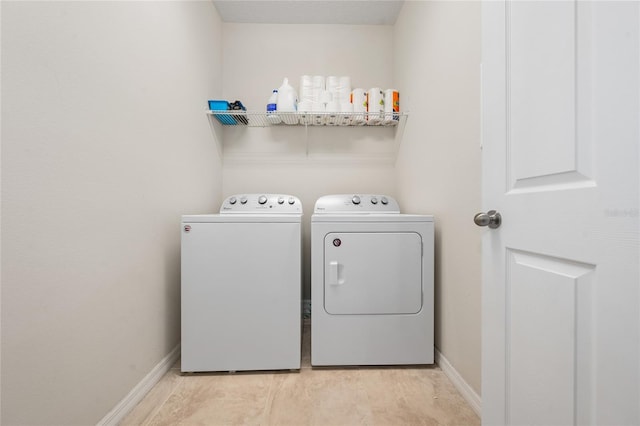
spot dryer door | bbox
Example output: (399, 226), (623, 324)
(324, 232), (423, 315)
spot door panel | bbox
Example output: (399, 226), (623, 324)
(323, 232), (422, 315)
(509, 1), (577, 182)
(508, 0), (595, 193)
(507, 250), (595, 425)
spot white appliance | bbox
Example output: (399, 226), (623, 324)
(311, 194), (434, 366)
(181, 194), (303, 372)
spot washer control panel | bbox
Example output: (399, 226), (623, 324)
(314, 194), (400, 213)
(220, 194), (302, 213)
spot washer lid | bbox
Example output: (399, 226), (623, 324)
(182, 214), (302, 223)
(219, 194), (302, 214)
(314, 194), (400, 214)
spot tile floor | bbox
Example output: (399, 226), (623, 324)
(122, 324), (480, 425)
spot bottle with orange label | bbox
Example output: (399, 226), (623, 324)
(384, 89), (400, 125)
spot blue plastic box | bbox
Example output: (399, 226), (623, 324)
(208, 100), (237, 125)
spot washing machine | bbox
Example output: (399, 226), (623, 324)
(181, 194), (302, 373)
(311, 194), (434, 366)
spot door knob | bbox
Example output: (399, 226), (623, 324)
(474, 210), (502, 229)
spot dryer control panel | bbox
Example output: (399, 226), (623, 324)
(314, 194), (400, 214)
(220, 194), (302, 214)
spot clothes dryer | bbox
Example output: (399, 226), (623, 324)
(181, 194), (302, 372)
(311, 194), (434, 366)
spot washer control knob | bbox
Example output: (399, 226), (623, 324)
(288, 197), (296, 205)
(240, 196), (248, 205)
(229, 197), (237, 205)
(278, 197), (285, 204)
(381, 197), (389, 205)
(352, 195), (361, 205)
(371, 197), (378, 205)
(258, 195), (268, 205)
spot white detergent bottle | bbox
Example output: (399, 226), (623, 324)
(266, 89), (281, 124)
(276, 78), (299, 124)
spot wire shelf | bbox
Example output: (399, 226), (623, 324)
(207, 110), (406, 127)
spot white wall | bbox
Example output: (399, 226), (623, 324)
(394, 1), (482, 394)
(1, 2), (223, 424)
(220, 23), (398, 298)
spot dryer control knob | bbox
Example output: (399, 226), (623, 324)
(371, 197), (378, 204)
(229, 197), (237, 205)
(258, 195), (268, 205)
(381, 197), (389, 205)
(352, 195), (361, 205)
(240, 196), (248, 204)
(288, 197), (295, 205)
(278, 197), (285, 204)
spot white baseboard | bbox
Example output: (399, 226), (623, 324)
(97, 344), (181, 426)
(435, 348), (482, 417)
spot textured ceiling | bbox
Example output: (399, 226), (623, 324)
(211, 0), (404, 25)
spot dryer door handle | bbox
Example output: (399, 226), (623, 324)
(328, 261), (343, 286)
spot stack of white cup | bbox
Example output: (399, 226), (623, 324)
(299, 76), (320, 103)
(299, 76), (323, 113)
(322, 81), (338, 125)
(334, 76), (353, 125)
(299, 75), (352, 125)
(326, 76), (351, 103)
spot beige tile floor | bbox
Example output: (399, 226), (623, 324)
(122, 324), (480, 426)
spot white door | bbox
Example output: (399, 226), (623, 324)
(481, 1), (639, 425)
